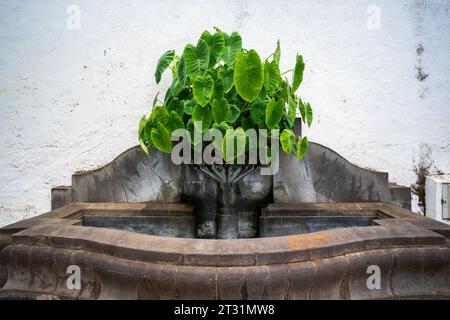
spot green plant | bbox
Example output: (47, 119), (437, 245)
(411, 157), (442, 215)
(138, 28), (313, 162)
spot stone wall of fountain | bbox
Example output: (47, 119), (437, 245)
(51, 138), (411, 238)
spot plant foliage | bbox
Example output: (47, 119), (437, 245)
(139, 29), (314, 161)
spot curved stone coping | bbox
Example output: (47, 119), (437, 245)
(11, 217), (445, 267)
(43, 202), (195, 218)
(72, 146), (142, 176)
(310, 142), (389, 175)
(261, 202), (388, 216)
(72, 141), (389, 177)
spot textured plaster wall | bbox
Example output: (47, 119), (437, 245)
(0, 0), (449, 226)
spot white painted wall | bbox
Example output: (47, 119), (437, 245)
(1, 0), (449, 227)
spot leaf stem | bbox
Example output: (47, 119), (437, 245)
(281, 69), (293, 76)
(265, 53), (274, 61)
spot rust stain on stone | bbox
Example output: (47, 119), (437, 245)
(286, 234), (327, 250)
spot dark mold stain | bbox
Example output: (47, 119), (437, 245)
(415, 44), (429, 82)
(416, 66), (429, 81)
(416, 44), (424, 56)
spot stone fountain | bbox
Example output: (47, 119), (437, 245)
(0, 122), (449, 299)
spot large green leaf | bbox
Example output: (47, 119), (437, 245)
(295, 136), (308, 160)
(175, 56), (187, 86)
(234, 50), (264, 102)
(138, 116), (150, 157)
(280, 129), (295, 153)
(250, 99), (267, 124)
(164, 111), (185, 132)
(202, 31), (225, 66)
(286, 84), (297, 122)
(299, 98), (306, 122)
(184, 99), (196, 115)
(139, 115), (146, 138)
(192, 104), (212, 132)
(149, 105), (169, 123)
(273, 40), (281, 64)
(211, 32), (225, 59)
(305, 102), (313, 127)
(183, 39), (210, 80)
(228, 105), (240, 124)
(213, 79), (224, 100)
(192, 74), (214, 107)
(282, 111), (294, 129)
(171, 55), (179, 78)
(263, 60), (281, 93)
(222, 32), (242, 66)
(139, 138), (150, 157)
(167, 97), (184, 115)
(169, 78), (183, 97)
(299, 99), (312, 127)
(186, 119), (195, 145)
(265, 98), (284, 129)
(218, 67), (234, 93)
(151, 123), (172, 153)
(211, 98), (230, 124)
(152, 93), (160, 108)
(292, 53), (305, 93)
(200, 30), (213, 45)
(143, 120), (155, 145)
(155, 50), (175, 84)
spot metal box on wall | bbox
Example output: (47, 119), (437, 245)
(425, 174), (450, 224)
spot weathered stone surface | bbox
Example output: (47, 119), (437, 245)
(216, 267), (248, 300)
(138, 264), (177, 299)
(309, 256), (348, 299)
(181, 165), (218, 238)
(51, 186), (72, 210)
(346, 250), (394, 300)
(1, 241), (449, 299)
(390, 247), (450, 298)
(67, 146), (272, 238)
(260, 202), (447, 238)
(0, 202), (448, 300)
(181, 164), (272, 238)
(71, 147), (182, 203)
(273, 142), (411, 209)
(4, 203), (446, 268)
(288, 261), (316, 299)
(83, 215), (195, 238)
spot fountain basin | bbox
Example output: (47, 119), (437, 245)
(0, 202), (449, 300)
